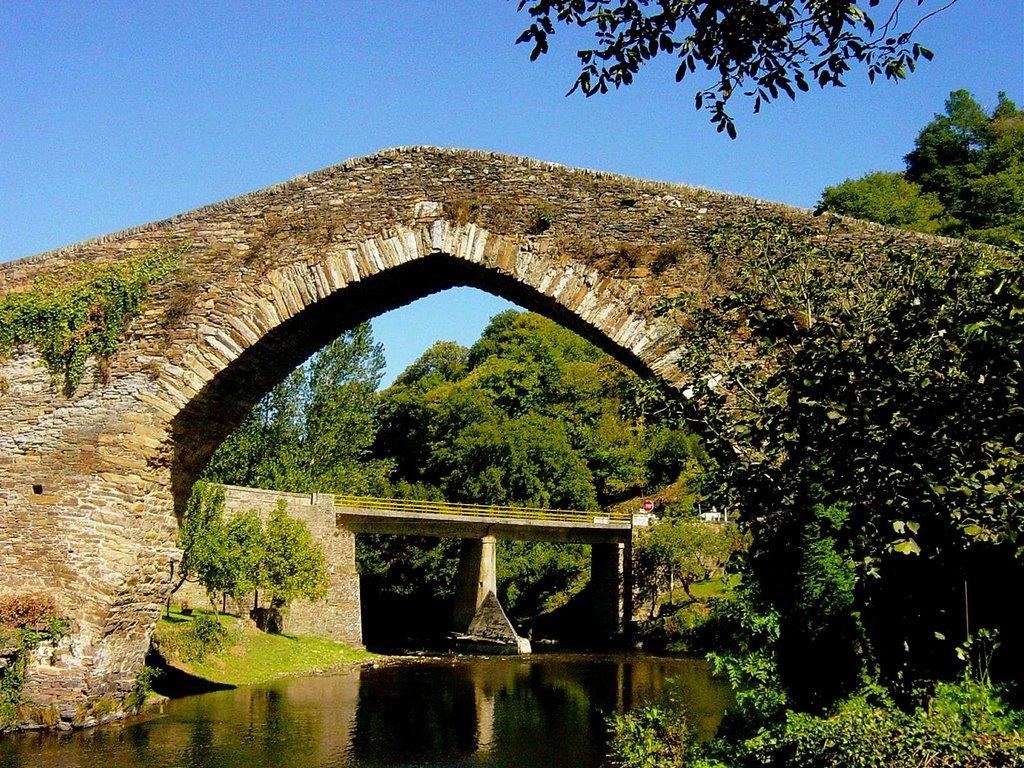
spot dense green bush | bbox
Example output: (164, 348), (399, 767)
(608, 704), (692, 768)
(717, 681), (1024, 768)
(614, 583), (1024, 767)
(610, 679), (1024, 768)
(123, 665), (161, 714)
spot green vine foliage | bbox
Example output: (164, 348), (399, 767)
(0, 612), (71, 731)
(0, 647), (28, 732)
(0, 246), (181, 394)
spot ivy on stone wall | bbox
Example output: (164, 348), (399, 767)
(0, 246), (181, 394)
(0, 594), (70, 732)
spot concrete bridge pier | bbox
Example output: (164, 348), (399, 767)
(451, 536), (531, 653)
(452, 535), (498, 633)
(589, 541), (632, 640)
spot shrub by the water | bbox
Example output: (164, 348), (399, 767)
(609, 680), (1024, 768)
(123, 665), (161, 714)
(608, 704), (692, 768)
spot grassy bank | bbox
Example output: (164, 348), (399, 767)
(635, 574), (740, 653)
(151, 608), (374, 688)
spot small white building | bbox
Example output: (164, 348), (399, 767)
(699, 507), (727, 523)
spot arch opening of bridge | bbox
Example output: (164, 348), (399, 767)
(170, 246), (677, 515)
(167, 238), (666, 657)
(0, 147), (944, 726)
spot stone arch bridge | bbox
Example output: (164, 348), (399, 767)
(0, 147), (954, 725)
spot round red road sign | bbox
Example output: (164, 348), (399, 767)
(642, 499), (654, 512)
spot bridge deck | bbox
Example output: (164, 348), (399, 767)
(333, 495), (637, 544)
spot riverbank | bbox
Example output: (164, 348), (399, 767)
(632, 573), (739, 653)
(149, 608), (375, 690)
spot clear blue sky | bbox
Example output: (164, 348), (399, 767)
(2, 1), (1021, 385)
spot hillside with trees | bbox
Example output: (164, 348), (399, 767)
(819, 90), (1024, 247)
(364, 310), (710, 641)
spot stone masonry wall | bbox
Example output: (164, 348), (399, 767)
(218, 485), (361, 646)
(0, 147), (966, 723)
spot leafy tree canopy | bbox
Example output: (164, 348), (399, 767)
(261, 500), (328, 609)
(392, 340), (470, 389)
(178, 484), (327, 618)
(820, 90), (1024, 248)
(633, 517), (740, 617)
(819, 171), (944, 233)
(376, 309), (706, 508)
(203, 323), (391, 494)
(663, 214), (1024, 705)
(906, 90), (1024, 246)
(515, 0), (949, 136)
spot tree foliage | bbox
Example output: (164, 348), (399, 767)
(178, 484), (327, 622)
(819, 171), (944, 233)
(203, 323), (391, 494)
(177, 480), (227, 593)
(261, 500), (328, 609)
(376, 310), (705, 508)
(515, 0), (947, 136)
(906, 90), (1024, 247)
(497, 539), (591, 618)
(821, 90), (1024, 248)
(660, 213), (1023, 706)
(633, 518), (739, 616)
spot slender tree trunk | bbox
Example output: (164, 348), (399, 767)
(683, 579), (695, 601)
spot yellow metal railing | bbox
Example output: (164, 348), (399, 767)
(333, 494), (632, 526)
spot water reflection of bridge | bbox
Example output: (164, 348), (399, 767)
(281, 656), (731, 766)
(2, 657), (731, 765)
(221, 486), (650, 649)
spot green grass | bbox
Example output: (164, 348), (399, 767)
(153, 608), (374, 687)
(675, 573), (741, 602)
(638, 574), (742, 652)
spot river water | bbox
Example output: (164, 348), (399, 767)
(1, 653), (730, 768)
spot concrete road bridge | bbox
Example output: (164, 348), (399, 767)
(331, 493), (637, 541)
(221, 486), (649, 656)
(0, 146), (960, 726)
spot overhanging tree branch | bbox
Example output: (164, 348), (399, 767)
(515, 0), (958, 136)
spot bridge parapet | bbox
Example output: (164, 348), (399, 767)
(333, 494), (630, 525)
(333, 494), (634, 544)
